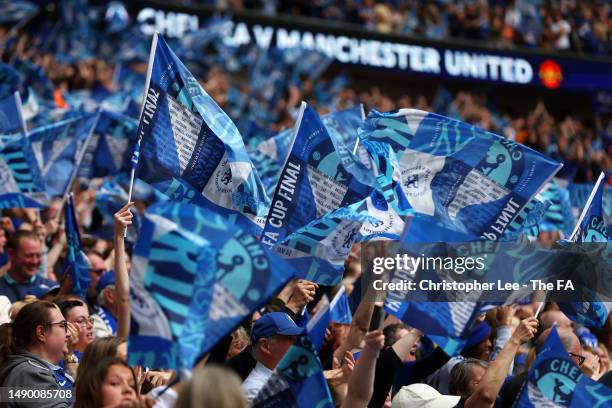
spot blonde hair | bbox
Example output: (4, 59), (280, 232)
(8, 298), (37, 321)
(174, 365), (246, 408)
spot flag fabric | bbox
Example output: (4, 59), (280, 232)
(0, 92), (26, 136)
(559, 172), (611, 328)
(78, 109), (138, 179)
(128, 201), (297, 370)
(252, 334), (334, 408)
(0, 63), (21, 100)
(329, 286), (352, 325)
(28, 113), (98, 196)
(570, 173), (609, 242)
(261, 102), (371, 251)
(359, 109), (562, 240)
(0, 135), (49, 208)
(64, 194), (91, 299)
(514, 326), (612, 407)
(530, 179), (575, 237)
(0, 1), (39, 24)
(248, 127), (293, 198)
(132, 33), (269, 236)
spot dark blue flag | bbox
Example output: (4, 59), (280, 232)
(132, 33), (269, 236)
(514, 325), (612, 407)
(64, 194), (91, 299)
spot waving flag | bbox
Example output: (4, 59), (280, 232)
(261, 102), (371, 250)
(570, 173), (609, 242)
(514, 326), (612, 407)
(306, 286), (352, 351)
(531, 180), (575, 237)
(252, 334), (334, 408)
(559, 172), (611, 328)
(128, 201), (297, 370)
(359, 109), (562, 239)
(131, 33), (269, 235)
(78, 110), (138, 179)
(90, 180), (142, 242)
(0, 135), (49, 208)
(0, 92), (26, 136)
(64, 194), (91, 298)
(28, 113), (98, 196)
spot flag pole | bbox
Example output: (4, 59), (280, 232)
(124, 32), (158, 238)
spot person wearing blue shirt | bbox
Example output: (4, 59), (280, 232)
(0, 230), (56, 303)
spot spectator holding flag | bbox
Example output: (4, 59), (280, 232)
(241, 311), (305, 403)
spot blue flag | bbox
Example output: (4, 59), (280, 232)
(28, 113), (99, 196)
(514, 326), (612, 407)
(78, 110), (138, 179)
(570, 173), (609, 242)
(329, 286), (352, 325)
(0, 92), (26, 136)
(128, 201), (297, 370)
(90, 179), (142, 243)
(252, 334), (334, 408)
(132, 33), (269, 236)
(64, 194), (91, 299)
(0, 135), (49, 208)
(559, 172), (611, 328)
(359, 109), (562, 239)
(534, 180), (575, 237)
(261, 102), (371, 250)
(0, 1), (39, 24)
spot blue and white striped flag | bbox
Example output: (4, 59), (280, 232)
(0, 135), (49, 208)
(130, 33), (269, 236)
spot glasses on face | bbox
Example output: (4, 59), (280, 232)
(45, 320), (68, 332)
(569, 352), (586, 366)
(74, 316), (94, 327)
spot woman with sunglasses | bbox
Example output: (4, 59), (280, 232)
(0, 300), (72, 407)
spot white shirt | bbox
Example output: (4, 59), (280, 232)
(551, 20), (571, 49)
(148, 386), (178, 408)
(242, 362), (274, 403)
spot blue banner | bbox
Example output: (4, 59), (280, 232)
(129, 201), (297, 370)
(0, 64), (21, 100)
(0, 135), (49, 208)
(252, 334), (334, 408)
(514, 326), (612, 407)
(261, 102), (371, 250)
(133, 33), (269, 236)
(570, 173), (609, 243)
(359, 109), (562, 240)
(64, 194), (91, 298)
(0, 92), (25, 136)
(78, 110), (138, 179)
(28, 113), (98, 196)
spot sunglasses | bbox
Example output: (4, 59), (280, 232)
(45, 320), (68, 332)
(569, 352), (586, 366)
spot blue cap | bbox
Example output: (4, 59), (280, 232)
(26, 283), (60, 299)
(251, 312), (305, 342)
(96, 271), (116, 292)
(463, 321), (491, 350)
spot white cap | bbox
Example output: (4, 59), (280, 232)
(392, 384), (461, 408)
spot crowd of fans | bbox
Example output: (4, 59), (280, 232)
(0, 203), (611, 407)
(227, 0), (612, 56)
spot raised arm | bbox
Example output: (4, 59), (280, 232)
(465, 317), (538, 408)
(342, 330), (385, 408)
(114, 202), (134, 338)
